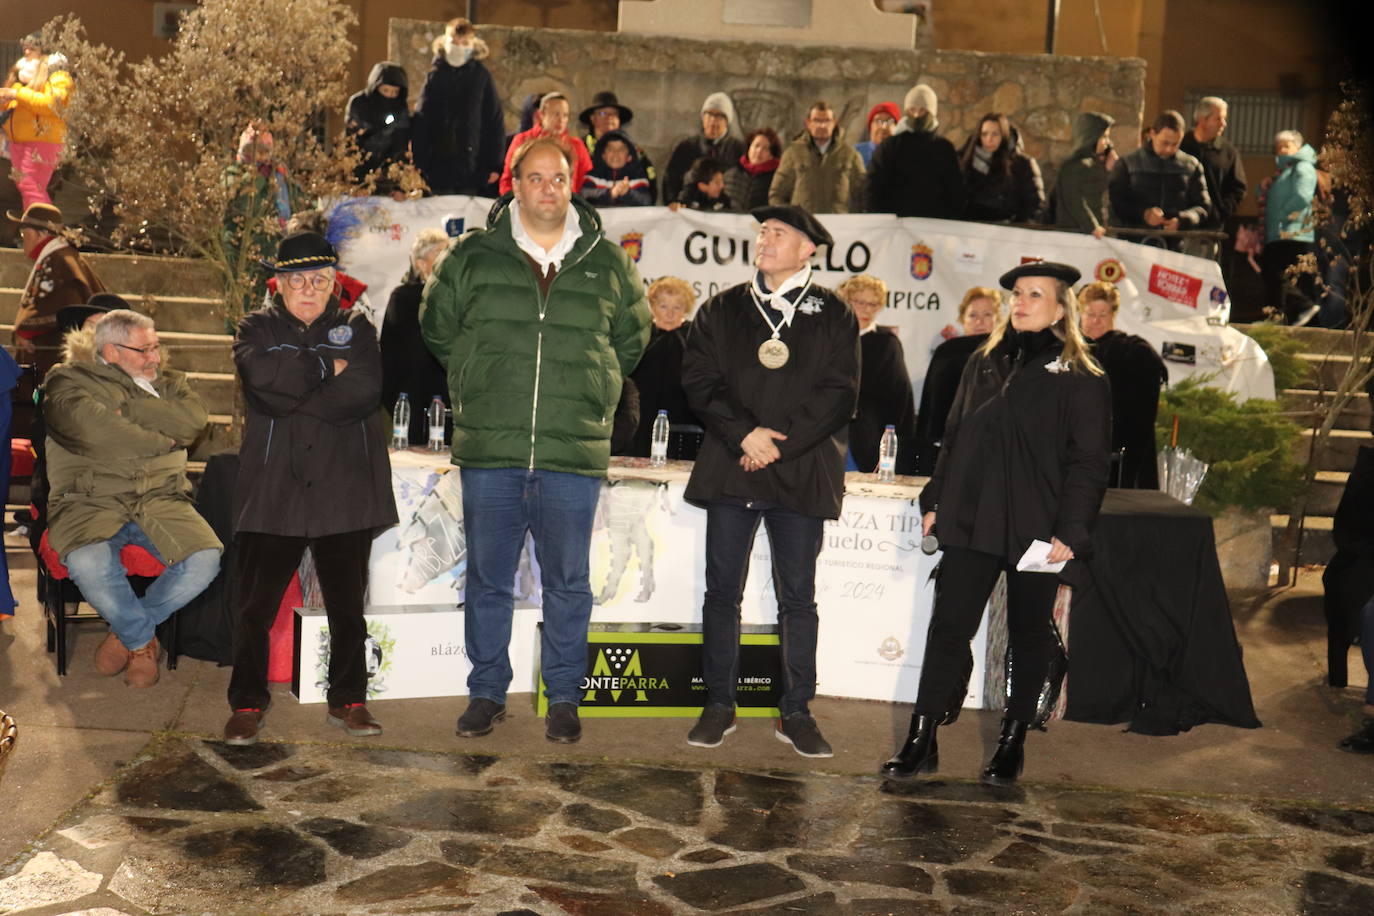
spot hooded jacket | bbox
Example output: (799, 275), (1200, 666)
(578, 128), (652, 207)
(43, 328), (221, 564)
(769, 127), (866, 214)
(412, 38), (505, 195)
(1264, 143), (1318, 244)
(1109, 141), (1212, 230)
(345, 62), (412, 189)
(419, 195), (651, 477)
(232, 295), (398, 538)
(1048, 112), (1115, 233)
(3, 53), (71, 145)
(865, 113), (963, 218)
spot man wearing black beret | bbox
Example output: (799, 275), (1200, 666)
(681, 205), (860, 757)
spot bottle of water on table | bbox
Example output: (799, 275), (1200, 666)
(650, 410), (669, 467)
(427, 396), (447, 451)
(391, 392), (410, 450)
(878, 424), (897, 482)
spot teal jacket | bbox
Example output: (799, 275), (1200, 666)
(1264, 143), (1318, 244)
(419, 195), (650, 476)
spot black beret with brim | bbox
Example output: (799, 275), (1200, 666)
(750, 205), (833, 249)
(998, 261), (1081, 290)
(57, 293), (131, 332)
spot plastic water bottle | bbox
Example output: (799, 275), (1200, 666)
(877, 425), (897, 482)
(650, 410), (670, 467)
(391, 393), (410, 450)
(427, 396), (447, 451)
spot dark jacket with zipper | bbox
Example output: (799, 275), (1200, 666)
(419, 194), (651, 477)
(232, 295), (397, 537)
(919, 328), (1111, 561)
(682, 279), (859, 520)
(1108, 144), (1212, 229)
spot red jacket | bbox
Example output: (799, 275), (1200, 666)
(498, 126), (592, 195)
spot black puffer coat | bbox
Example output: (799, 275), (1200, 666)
(411, 40), (505, 196)
(866, 116), (964, 218)
(345, 62), (412, 191)
(1108, 144), (1212, 229)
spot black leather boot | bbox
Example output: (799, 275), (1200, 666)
(980, 718), (1028, 786)
(880, 714), (939, 779)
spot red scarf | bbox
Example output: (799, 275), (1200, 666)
(739, 154), (779, 176)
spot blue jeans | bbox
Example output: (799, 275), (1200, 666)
(63, 521), (221, 651)
(460, 467), (602, 705)
(701, 498), (825, 717)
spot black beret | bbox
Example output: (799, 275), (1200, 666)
(998, 261), (1081, 290)
(750, 205), (833, 249)
(58, 293), (131, 332)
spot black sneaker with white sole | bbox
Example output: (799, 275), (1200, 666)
(687, 704), (737, 747)
(775, 712), (833, 758)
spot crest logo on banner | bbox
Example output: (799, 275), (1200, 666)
(1095, 258), (1125, 283)
(1148, 263), (1204, 308)
(910, 243), (933, 280)
(619, 232), (644, 263)
(1209, 285), (1228, 305)
(582, 646), (655, 703)
(877, 636), (904, 662)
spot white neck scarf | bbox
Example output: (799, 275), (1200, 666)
(510, 199), (582, 276)
(750, 264), (812, 326)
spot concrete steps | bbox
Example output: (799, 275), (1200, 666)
(0, 248), (220, 296)
(0, 288), (231, 336)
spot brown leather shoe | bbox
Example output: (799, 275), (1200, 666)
(224, 708), (265, 746)
(327, 703), (383, 737)
(95, 632), (131, 676)
(124, 637), (160, 688)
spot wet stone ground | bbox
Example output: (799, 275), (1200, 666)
(3, 736), (1374, 914)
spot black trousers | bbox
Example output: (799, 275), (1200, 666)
(228, 529), (373, 710)
(915, 545), (1062, 723)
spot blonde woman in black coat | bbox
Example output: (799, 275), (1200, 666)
(882, 261), (1111, 786)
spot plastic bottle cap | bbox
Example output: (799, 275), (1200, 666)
(658, 410), (668, 416)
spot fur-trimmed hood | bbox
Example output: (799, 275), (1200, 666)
(60, 326), (98, 365)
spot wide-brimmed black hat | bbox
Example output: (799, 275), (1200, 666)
(260, 231), (339, 272)
(579, 91), (633, 128)
(57, 293), (129, 333)
(5, 202), (64, 234)
(751, 205), (833, 250)
(998, 261), (1081, 290)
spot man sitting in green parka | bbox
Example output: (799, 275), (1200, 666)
(44, 309), (221, 687)
(420, 137), (650, 746)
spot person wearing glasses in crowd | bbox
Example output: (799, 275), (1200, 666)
(223, 232), (397, 746)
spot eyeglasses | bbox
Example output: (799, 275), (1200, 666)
(116, 343), (161, 356)
(283, 273), (334, 291)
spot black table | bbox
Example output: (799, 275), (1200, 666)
(1064, 489), (1261, 735)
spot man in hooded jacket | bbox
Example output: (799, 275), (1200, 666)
(1048, 111), (1116, 235)
(345, 62), (412, 195)
(411, 18), (505, 196)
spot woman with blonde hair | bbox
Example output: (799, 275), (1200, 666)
(882, 261), (1110, 787)
(629, 276), (701, 458)
(836, 274), (914, 473)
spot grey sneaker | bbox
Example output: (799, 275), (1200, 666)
(775, 712), (833, 758)
(456, 697), (506, 737)
(687, 704), (737, 747)
(545, 702), (582, 743)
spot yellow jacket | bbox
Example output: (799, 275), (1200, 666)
(3, 65), (72, 145)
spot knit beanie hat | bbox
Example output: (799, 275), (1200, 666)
(903, 84), (938, 118)
(867, 102), (901, 129)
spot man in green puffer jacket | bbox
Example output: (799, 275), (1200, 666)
(421, 137), (650, 746)
(44, 309), (222, 687)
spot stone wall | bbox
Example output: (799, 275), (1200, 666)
(389, 20), (1146, 189)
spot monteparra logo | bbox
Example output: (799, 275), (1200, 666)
(581, 646), (668, 703)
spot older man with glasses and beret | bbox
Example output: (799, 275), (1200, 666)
(224, 232), (398, 746)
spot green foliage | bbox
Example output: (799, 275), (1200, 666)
(1238, 322), (1309, 394)
(1156, 377), (1307, 514)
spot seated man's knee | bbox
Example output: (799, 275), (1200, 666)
(63, 541), (119, 580)
(181, 548), (223, 587)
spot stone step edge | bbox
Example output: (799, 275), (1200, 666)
(1271, 513), (1333, 531)
(0, 287), (224, 306)
(1282, 388), (1368, 400)
(0, 323), (232, 343)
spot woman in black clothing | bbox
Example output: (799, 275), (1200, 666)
(835, 274), (915, 473)
(724, 128), (782, 213)
(380, 228), (450, 445)
(882, 262), (1110, 786)
(628, 277), (700, 457)
(913, 286), (1001, 475)
(957, 113), (1046, 224)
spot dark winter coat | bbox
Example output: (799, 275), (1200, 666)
(682, 279), (860, 520)
(419, 195), (651, 477)
(724, 157), (778, 213)
(380, 270), (448, 446)
(1109, 143), (1212, 229)
(345, 62), (412, 191)
(411, 41), (505, 196)
(663, 133), (745, 206)
(1088, 330), (1168, 489)
(677, 184), (733, 212)
(233, 296), (398, 538)
(1180, 131), (1247, 227)
(865, 116), (964, 218)
(920, 328), (1111, 562)
(850, 328), (916, 473)
(1048, 112), (1115, 233)
(628, 323), (699, 457)
(579, 129), (653, 208)
(957, 132), (1045, 223)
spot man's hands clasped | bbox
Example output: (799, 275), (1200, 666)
(739, 426), (787, 472)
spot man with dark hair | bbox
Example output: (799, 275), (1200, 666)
(1180, 96), (1247, 228)
(1109, 110), (1212, 238)
(422, 138), (650, 745)
(681, 204), (860, 758)
(769, 101), (866, 214)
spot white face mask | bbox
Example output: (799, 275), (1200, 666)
(442, 37), (473, 67)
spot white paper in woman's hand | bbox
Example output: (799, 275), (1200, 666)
(1016, 539), (1067, 574)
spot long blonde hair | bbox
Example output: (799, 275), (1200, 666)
(979, 279), (1103, 375)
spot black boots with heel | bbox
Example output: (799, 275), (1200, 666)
(980, 718), (1028, 786)
(880, 714), (939, 779)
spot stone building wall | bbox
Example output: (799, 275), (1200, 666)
(389, 20), (1146, 190)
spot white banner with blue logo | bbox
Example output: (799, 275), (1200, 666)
(324, 196), (1274, 401)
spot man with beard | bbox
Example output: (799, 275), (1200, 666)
(681, 205), (860, 757)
